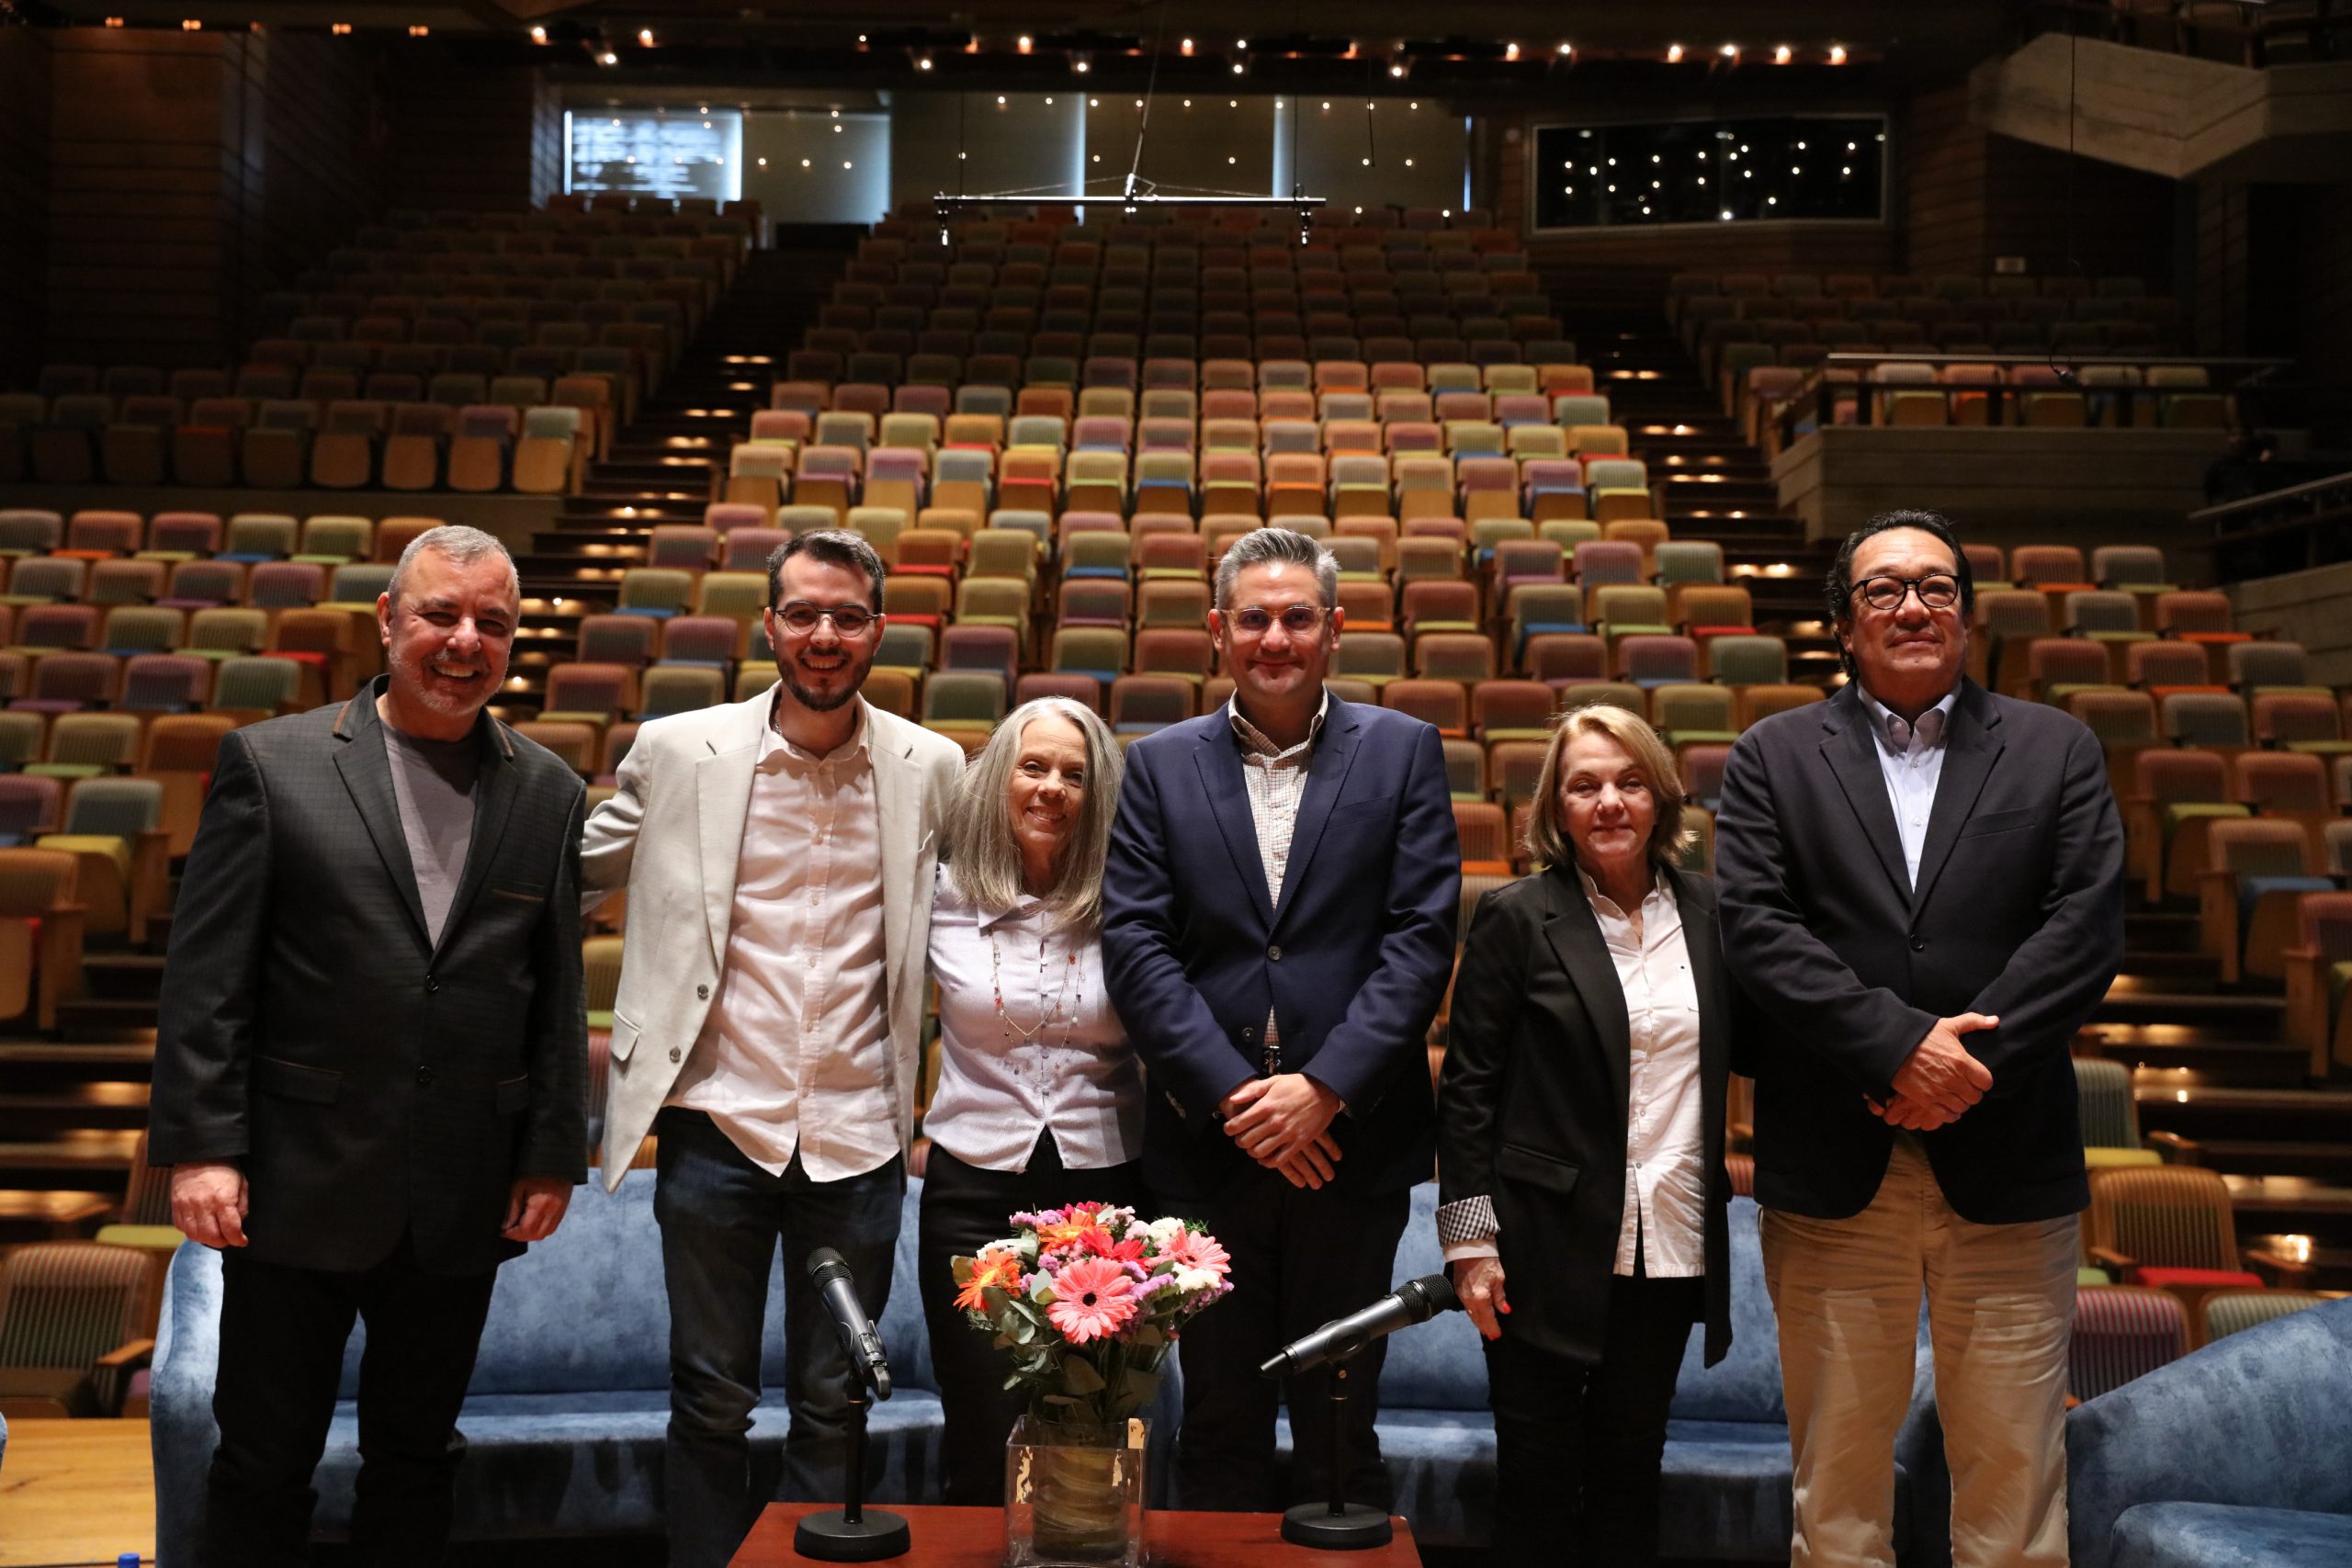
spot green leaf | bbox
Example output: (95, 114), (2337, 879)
(1061, 1358), (1106, 1395)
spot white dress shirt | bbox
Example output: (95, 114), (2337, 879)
(1228, 691), (1328, 1077)
(668, 704), (898, 1180)
(922, 866), (1143, 1172)
(1858, 685), (1960, 889)
(1441, 870), (1709, 1280)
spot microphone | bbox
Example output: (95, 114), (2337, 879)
(1260, 1273), (1460, 1379)
(808, 1247), (892, 1400)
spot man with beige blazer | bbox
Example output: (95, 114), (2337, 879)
(582, 531), (964, 1568)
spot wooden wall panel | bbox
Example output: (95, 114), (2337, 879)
(42, 31), (241, 370)
(1902, 75), (2177, 287)
(231, 31), (382, 324)
(0, 30), (52, 386)
(386, 51), (552, 214)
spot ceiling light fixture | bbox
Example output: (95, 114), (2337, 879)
(1666, 43), (1684, 62)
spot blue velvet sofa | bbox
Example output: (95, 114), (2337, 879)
(153, 1178), (1945, 1563)
(1278, 1188), (1946, 1561)
(152, 1169), (949, 1562)
(2067, 1296), (2352, 1568)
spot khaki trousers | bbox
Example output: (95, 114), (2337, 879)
(1760, 1137), (2077, 1568)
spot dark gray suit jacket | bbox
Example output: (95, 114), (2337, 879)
(149, 678), (588, 1276)
(1714, 678), (2124, 1225)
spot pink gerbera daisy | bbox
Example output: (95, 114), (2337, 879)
(1046, 1257), (1138, 1344)
(1159, 1227), (1231, 1278)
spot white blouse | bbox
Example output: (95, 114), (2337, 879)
(922, 864), (1144, 1172)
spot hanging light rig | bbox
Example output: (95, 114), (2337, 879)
(933, 12), (1328, 244)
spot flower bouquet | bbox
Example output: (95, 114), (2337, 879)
(952, 1203), (1232, 1564)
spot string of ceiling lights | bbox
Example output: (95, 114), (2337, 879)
(77, 16), (1858, 76)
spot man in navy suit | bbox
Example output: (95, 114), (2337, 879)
(1102, 526), (1460, 1514)
(1715, 511), (2124, 1568)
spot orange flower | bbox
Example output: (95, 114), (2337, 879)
(955, 1250), (1024, 1314)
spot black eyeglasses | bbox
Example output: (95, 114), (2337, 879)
(774, 601), (877, 636)
(1225, 604), (1329, 637)
(1854, 574), (1960, 612)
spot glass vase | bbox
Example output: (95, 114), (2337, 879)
(1004, 1413), (1148, 1567)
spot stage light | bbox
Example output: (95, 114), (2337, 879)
(997, 95), (1007, 105)
(1017, 35), (1032, 53)
(103, 16), (124, 28)
(1181, 38), (1193, 55)
(333, 23), (354, 36)
(409, 24), (429, 37)
(1504, 42), (1520, 62)
(1236, 39), (1248, 49)
(758, 158), (767, 166)
(1232, 61), (1245, 74)
(181, 18), (201, 31)
(1666, 43), (1684, 62)
(598, 51), (617, 65)
(638, 29), (653, 46)
(1557, 41), (1572, 55)
(529, 26), (546, 43)
(1828, 45), (1848, 64)
(1074, 57), (1091, 73)
(1389, 62), (1405, 77)
(1774, 44), (1792, 63)
(917, 56), (933, 70)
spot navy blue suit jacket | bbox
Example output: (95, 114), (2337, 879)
(1100, 695), (1462, 1200)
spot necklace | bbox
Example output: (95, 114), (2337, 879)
(988, 915), (1083, 1060)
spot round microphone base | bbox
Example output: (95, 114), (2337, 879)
(792, 1508), (910, 1562)
(1281, 1502), (1393, 1551)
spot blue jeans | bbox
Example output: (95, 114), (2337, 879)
(653, 1108), (904, 1568)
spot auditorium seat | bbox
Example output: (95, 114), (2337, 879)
(36, 776), (169, 942)
(2069, 1286), (2188, 1401)
(2085, 1166), (2264, 1329)
(0, 1241), (154, 1417)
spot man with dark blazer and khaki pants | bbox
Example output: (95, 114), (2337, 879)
(149, 525), (587, 1567)
(1715, 510), (2124, 1568)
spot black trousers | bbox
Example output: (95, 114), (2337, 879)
(916, 1134), (1154, 1505)
(1162, 1164), (1410, 1513)
(201, 1231), (498, 1568)
(1485, 1258), (1704, 1568)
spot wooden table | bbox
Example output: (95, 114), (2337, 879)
(734, 1502), (1421, 1566)
(0, 1417), (154, 1567)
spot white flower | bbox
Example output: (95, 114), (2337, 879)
(1171, 1266), (1222, 1294)
(1145, 1216), (1186, 1248)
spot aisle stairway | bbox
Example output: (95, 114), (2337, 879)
(503, 230), (859, 719)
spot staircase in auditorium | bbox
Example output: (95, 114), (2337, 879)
(504, 230), (854, 709)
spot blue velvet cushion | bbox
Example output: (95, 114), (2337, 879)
(2068, 1297), (2352, 1568)
(2111, 1503), (2352, 1568)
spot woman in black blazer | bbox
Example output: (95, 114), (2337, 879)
(1436, 702), (1736, 1567)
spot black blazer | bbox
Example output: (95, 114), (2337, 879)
(1436, 864), (1734, 1370)
(1713, 678), (2125, 1226)
(1102, 695), (1462, 1199)
(148, 680), (588, 1276)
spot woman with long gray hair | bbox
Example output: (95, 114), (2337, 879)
(917, 696), (1151, 1504)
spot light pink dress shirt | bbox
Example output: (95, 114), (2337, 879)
(667, 705), (898, 1180)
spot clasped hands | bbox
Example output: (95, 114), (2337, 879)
(1865, 1012), (1997, 1132)
(170, 1163), (574, 1247)
(1219, 1073), (1344, 1190)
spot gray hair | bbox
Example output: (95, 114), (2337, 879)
(943, 697), (1124, 933)
(1214, 526), (1339, 610)
(388, 524), (517, 606)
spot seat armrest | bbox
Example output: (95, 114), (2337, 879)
(2089, 1246), (2137, 1272)
(2144, 1130), (2199, 1162)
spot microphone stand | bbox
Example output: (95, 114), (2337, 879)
(1278, 1333), (1393, 1550)
(792, 1368), (910, 1561)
